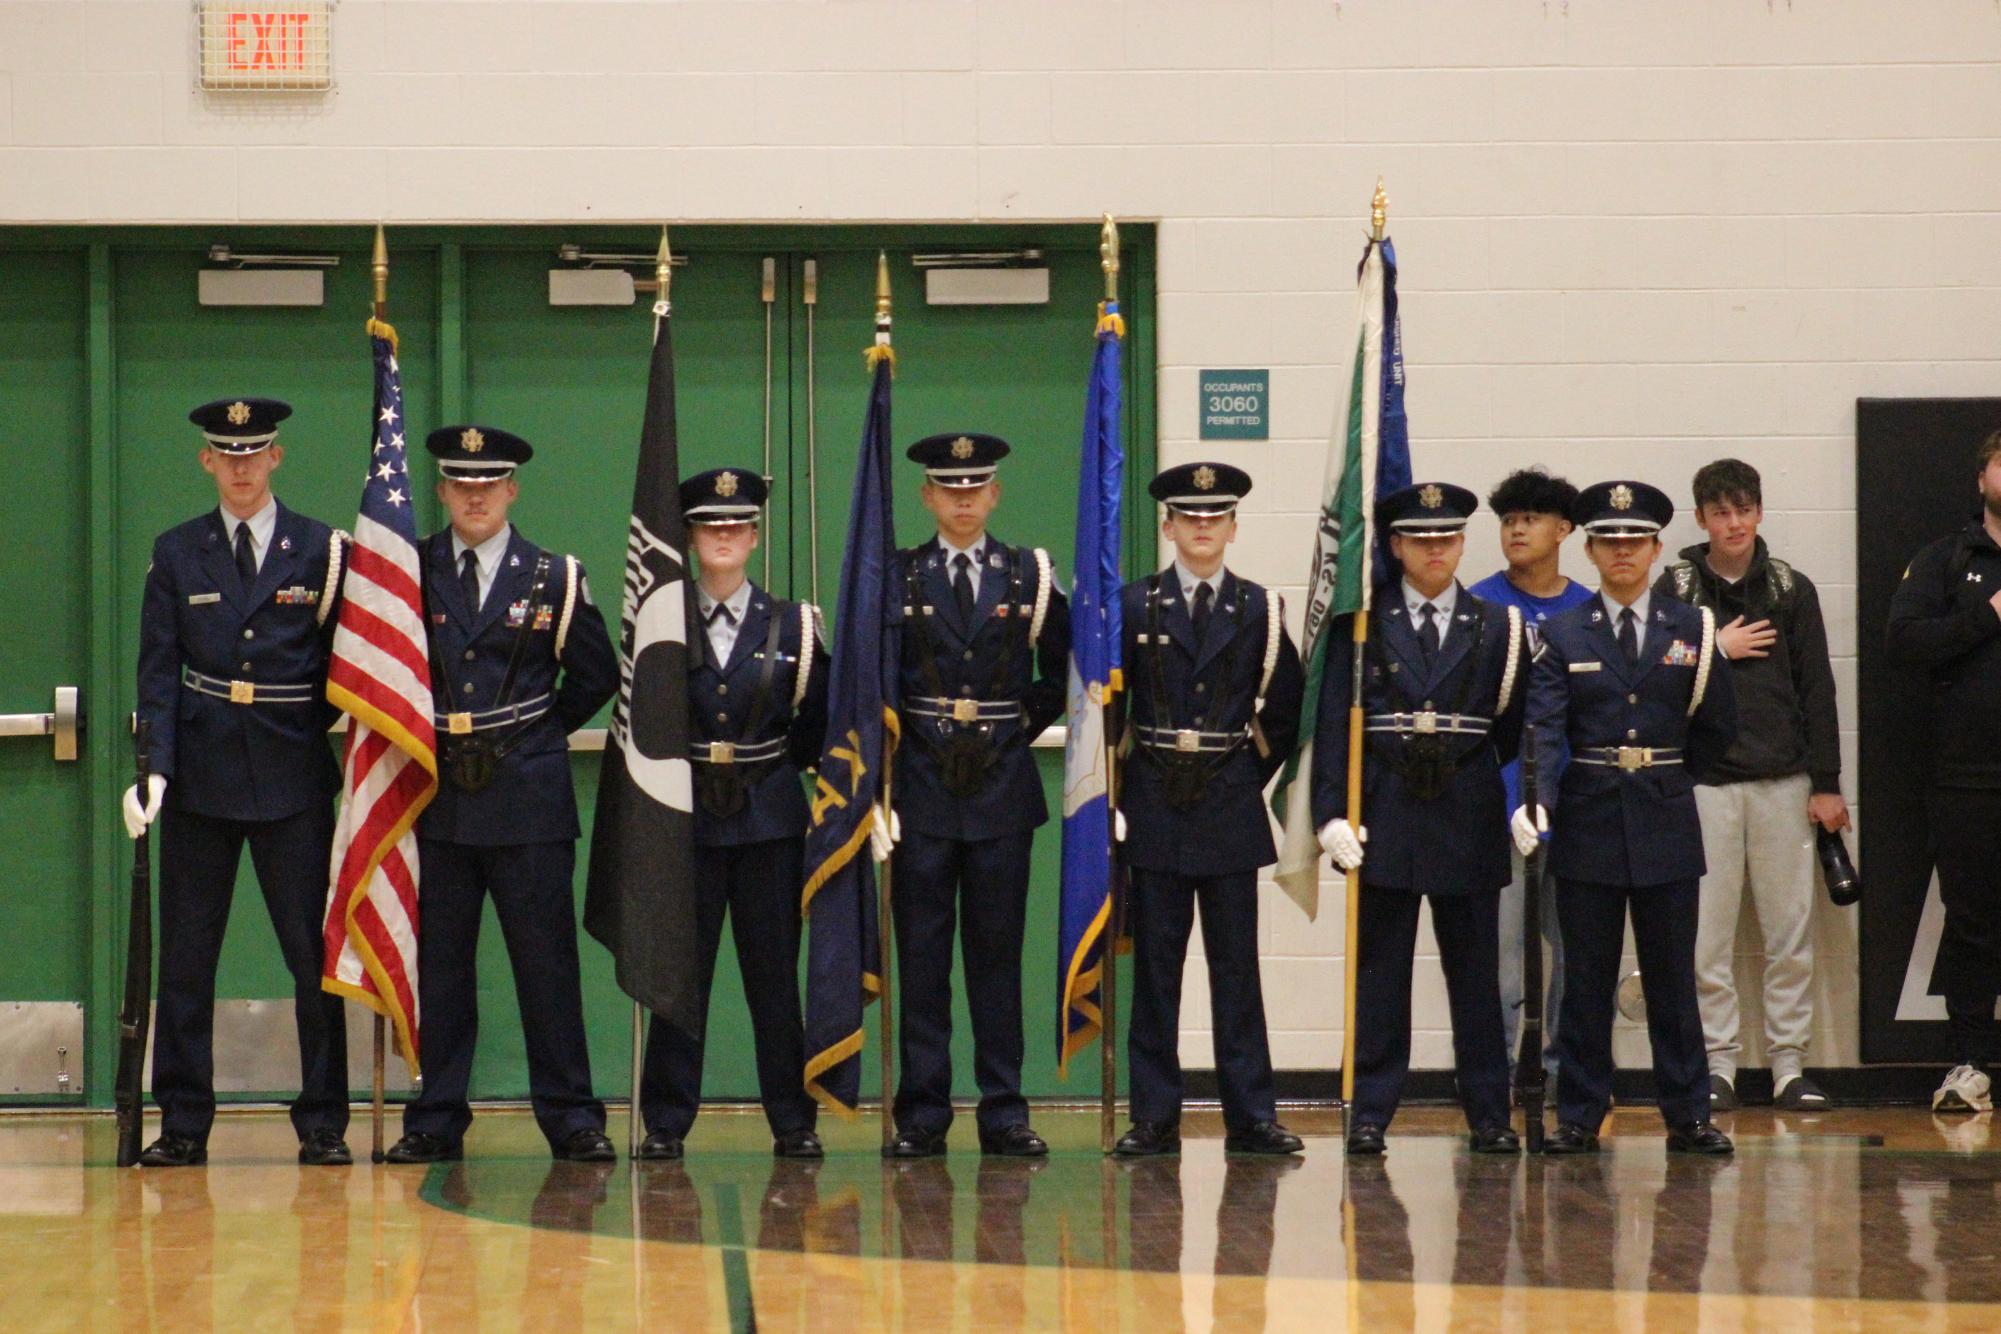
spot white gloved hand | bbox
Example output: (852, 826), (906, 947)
(1318, 818), (1367, 872)
(1114, 808), (1128, 843)
(869, 805), (901, 864)
(1510, 804), (1549, 859)
(122, 774), (167, 840)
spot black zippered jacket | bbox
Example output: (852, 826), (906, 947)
(1654, 538), (1841, 792)
(1886, 521), (2001, 790)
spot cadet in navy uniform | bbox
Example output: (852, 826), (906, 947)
(1311, 483), (1528, 1156)
(1113, 463), (1305, 1158)
(385, 426), (619, 1164)
(1519, 481), (1739, 1155)
(635, 468), (828, 1161)
(876, 432), (1069, 1159)
(126, 398), (352, 1168)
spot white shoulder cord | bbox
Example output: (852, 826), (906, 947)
(555, 554), (579, 661)
(792, 602), (819, 710)
(1029, 547), (1054, 643)
(318, 530), (349, 627)
(1688, 605), (1717, 717)
(1494, 604), (1524, 711)
(1256, 591), (1283, 710)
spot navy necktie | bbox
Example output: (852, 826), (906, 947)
(1192, 582), (1214, 645)
(1618, 607), (1640, 666)
(233, 523), (256, 584)
(459, 550), (481, 612)
(952, 552), (976, 621)
(1417, 602), (1440, 663)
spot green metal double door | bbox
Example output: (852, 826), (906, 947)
(0, 225), (1155, 1109)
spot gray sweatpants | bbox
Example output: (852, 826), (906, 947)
(1694, 774), (1816, 1085)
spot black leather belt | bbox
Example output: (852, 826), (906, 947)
(434, 693), (552, 735)
(181, 667), (315, 705)
(1573, 745), (1683, 770)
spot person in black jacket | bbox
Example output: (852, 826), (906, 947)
(1887, 429), (2001, 1115)
(1654, 459), (1847, 1113)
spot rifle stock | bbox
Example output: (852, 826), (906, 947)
(1513, 723), (1547, 1153)
(114, 722), (153, 1167)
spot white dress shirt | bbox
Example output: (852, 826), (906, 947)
(1174, 560), (1225, 604)
(697, 580), (753, 664)
(940, 534), (988, 599)
(1601, 587), (1652, 652)
(451, 524), (512, 611)
(1402, 579), (1459, 653)
(219, 498), (277, 574)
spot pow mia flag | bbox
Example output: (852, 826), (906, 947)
(585, 288), (700, 1037)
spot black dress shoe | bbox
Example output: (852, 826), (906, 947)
(554, 1129), (616, 1162)
(298, 1129), (353, 1166)
(1346, 1123), (1387, 1156)
(882, 1128), (947, 1159)
(1225, 1121), (1305, 1155)
(636, 1131), (684, 1161)
(979, 1124), (1048, 1158)
(138, 1133), (207, 1167)
(1469, 1125), (1521, 1155)
(385, 1132), (462, 1164)
(1113, 1121), (1181, 1157)
(1543, 1122), (1600, 1155)
(1667, 1121), (1735, 1155)
(773, 1129), (824, 1160)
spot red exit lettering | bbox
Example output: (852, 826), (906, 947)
(225, 11), (314, 72)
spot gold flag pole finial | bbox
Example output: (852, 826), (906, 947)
(1371, 177), (1387, 242)
(368, 224), (396, 352)
(865, 249), (896, 372)
(654, 227), (673, 317)
(1097, 213), (1125, 338)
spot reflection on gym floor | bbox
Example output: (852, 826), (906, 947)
(7, 1106), (2001, 1330)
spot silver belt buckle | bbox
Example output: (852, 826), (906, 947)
(1412, 710), (1439, 735)
(951, 698), (979, 724)
(708, 740), (735, 764)
(1174, 729), (1201, 754)
(1617, 746), (1649, 771)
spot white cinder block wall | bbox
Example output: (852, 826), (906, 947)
(8, 0), (1999, 1079)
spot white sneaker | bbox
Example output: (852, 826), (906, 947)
(1933, 1064), (1993, 1113)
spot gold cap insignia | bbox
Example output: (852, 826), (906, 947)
(950, 436), (976, 460)
(1610, 484), (1634, 511)
(1193, 465), (1217, 491)
(461, 428), (485, 454)
(1419, 483), (1443, 509)
(226, 401), (252, 426)
(716, 471), (739, 497)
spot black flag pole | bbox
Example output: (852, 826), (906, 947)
(870, 251), (897, 1152)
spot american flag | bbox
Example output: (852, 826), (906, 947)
(321, 322), (437, 1073)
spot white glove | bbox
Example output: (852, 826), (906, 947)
(1318, 818), (1367, 872)
(1510, 804), (1549, 859)
(122, 775), (167, 840)
(1114, 808), (1127, 843)
(869, 805), (901, 864)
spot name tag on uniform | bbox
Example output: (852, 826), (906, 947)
(1568, 661), (1603, 674)
(187, 592), (222, 606)
(1661, 639), (1698, 666)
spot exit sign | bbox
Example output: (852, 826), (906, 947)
(1199, 369), (1269, 440)
(198, 3), (334, 92)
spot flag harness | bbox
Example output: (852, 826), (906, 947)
(903, 546), (1031, 798)
(1363, 602), (1489, 802)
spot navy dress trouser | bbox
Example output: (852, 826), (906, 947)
(1554, 875), (1710, 1129)
(640, 838), (815, 1139)
(154, 803), (349, 1142)
(403, 838), (605, 1147)
(1350, 883), (1511, 1131)
(890, 829), (1033, 1136)
(1127, 868), (1278, 1133)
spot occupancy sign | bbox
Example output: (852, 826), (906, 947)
(1199, 369), (1268, 440)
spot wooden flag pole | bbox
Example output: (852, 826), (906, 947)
(1339, 182), (1388, 1133)
(872, 251), (898, 1152)
(1098, 213), (1123, 1156)
(369, 222), (390, 1164)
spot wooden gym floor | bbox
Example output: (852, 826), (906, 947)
(5, 1104), (2001, 1331)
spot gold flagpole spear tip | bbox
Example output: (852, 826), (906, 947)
(655, 227), (673, 304)
(1371, 177), (1388, 242)
(866, 249), (897, 371)
(1097, 213), (1125, 337)
(371, 223), (388, 312)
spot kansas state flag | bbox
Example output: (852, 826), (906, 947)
(1056, 300), (1124, 1075)
(800, 357), (898, 1115)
